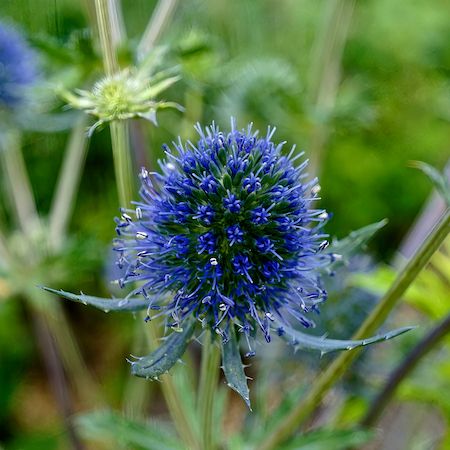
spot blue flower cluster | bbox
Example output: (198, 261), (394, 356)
(115, 121), (330, 347)
(0, 22), (37, 110)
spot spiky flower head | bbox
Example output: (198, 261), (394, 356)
(115, 121), (331, 349)
(0, 22), (37, 111)
(61, 67), (182, 135)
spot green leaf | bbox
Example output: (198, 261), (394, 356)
(327, 219), (388, 268)
(144, 75), (181, 98)
(410, 161), (450, 206)
(75, 410), (182, 450)
(222, 327), (251, 409)
(280, 322), (414, 355)
(131, 318), (196, 379)
(282, 428), (372, 450)
(41, 287), (148, 313)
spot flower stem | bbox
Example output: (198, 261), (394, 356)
(146, 324), (200, 449)
(95, 0), (119, 76)
(258, 209), (450, 450)
(31, 307), (86, 450)
(198, 332), (221, 450)
(49, 115), (89, 251)
(362, 312), (450, 427)
(110, 120), (134, 207)
(95, 0), (134, 207)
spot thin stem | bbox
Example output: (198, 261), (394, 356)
(137, 0), (178, 61)
(362, 312), (450, 427)
(198, 332), (221, 450)
(258, 210), (450, 450)
(95, 0), (119, 76)
(49, 116), (89, 251)
(145, 324), (199, 450)
(0, 130), (40, 237)
(31, 309), (86, 450)
(110, 121), (134, 207)
(26, 289), (104, 407)
(307, 0), (355, 177)
(95, 0), (134, 206)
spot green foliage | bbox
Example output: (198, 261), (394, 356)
(410, 161), (450, 206)
(75, 410), (182, 450)
(222, 327), (251, 409)
(130, 318), (196, 379)
(41, 287), (148, 312)
(281, 324), (413, 355)
(326, 219), (388, 270)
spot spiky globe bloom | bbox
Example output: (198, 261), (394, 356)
(0, 22), (37, 110)
(115, 121), (330, 347)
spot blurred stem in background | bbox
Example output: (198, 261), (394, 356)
(362, 312), (450, 428)
(137, 0), (178, 61)
(259, 209), (450, 450)
(94, 1), (198, 447)
(49, 115), (89, 251)
(307, 0), (355, 177)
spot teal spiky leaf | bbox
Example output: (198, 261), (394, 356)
(222, 327), (251, 409)
(410, 161), (450, 206)
(41, 287), (147, 312)
(326, 219), (388, 269)
(279, 323), (414, 355)
(130, 318), (196, 379)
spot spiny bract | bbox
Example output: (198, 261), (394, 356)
(115, 121), (331, 350)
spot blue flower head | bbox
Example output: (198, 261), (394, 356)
(115, 120), (330, 348)
(0, 22), (37, 110)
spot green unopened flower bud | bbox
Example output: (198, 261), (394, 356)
(60, 67), (182, 135)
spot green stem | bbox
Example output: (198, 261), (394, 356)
(258, 210), (450, 450)
(198, 332), (221, 450)
(49, 116), (89, 251)
(362, 312), (450, 427)
(137, 0), (178, 60)
(110, 120), (134, 207)
(307, 0), (355, 177)
(26, 289), (104, 407)
(95, 0), (119, 76)
(146, 324), (199, 449)
(95, 0), (134, 207)
(0, 130), (40, 237)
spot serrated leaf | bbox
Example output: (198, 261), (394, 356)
(41, 287), (148, 313)
(327, 219), (388, 268)
(410, 161), (450, 206)
(75, 410), (182, 450)
(131, 318), (196, 379)
(279, 322), (414, 354)
(222, 327), (251, 409)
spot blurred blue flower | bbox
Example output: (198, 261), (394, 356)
(115, 120), (330, 347)
(0, 22), (37, 110)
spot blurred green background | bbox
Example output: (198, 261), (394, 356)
(0, 0), (448, 449)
